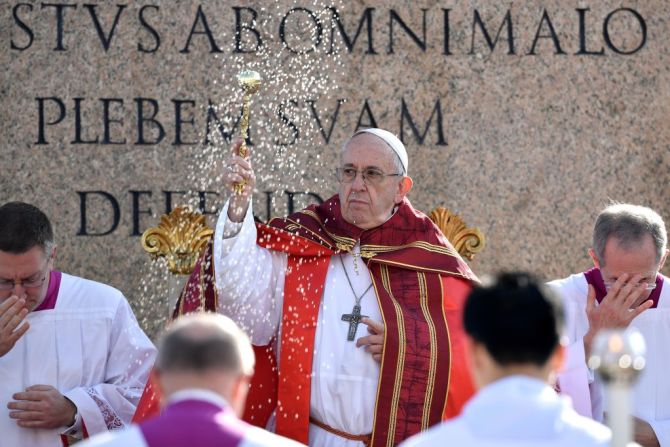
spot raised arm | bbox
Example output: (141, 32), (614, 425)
(213, 141), (287, 345)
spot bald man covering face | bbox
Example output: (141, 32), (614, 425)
(136, 129), (479, 447)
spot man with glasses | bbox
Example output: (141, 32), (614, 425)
(136, 128), (478, 446)
(0, 201), (156, 446)
(549, 203), (670, 447)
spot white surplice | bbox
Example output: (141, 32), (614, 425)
(0, 273), (156, 447)
(549, 273), (670, 445)
(213, 201), (382, 447)
(398, 376), (611, 447)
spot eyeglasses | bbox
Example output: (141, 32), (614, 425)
(335, 167), (402, 186)
(603, 281), (657, 291)
(601, 269), (658, 292)
(0, 259), (51, 291)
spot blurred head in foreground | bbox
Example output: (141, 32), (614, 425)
(155, 313), (255, 416)
(464, 272), (566, 388)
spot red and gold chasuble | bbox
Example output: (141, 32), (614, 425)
(134, 196), (477, 446)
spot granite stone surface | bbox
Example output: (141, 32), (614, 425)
(1, 1), (668, 336)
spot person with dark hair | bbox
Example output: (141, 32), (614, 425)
(81, 313), (304, 447)
(549, 203), (670, 446)
(400, 272), (611, 447)
(0, 201), (156, 446)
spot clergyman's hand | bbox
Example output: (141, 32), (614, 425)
(633, 416), (660, 447)
(0, 295), (30, 357)
(8, 385), (77, 429)
(583, 274), (653, 357)
(357, 317), (384, 363)
(223, 139), (255, 223)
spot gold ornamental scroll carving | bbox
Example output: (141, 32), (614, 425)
(141, 206), (214, 275)
(429, 206), (486, 261)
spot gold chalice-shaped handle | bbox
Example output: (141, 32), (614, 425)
(233, 70), (262, 194)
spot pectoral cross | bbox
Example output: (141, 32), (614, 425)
(341, 304), (368, 341)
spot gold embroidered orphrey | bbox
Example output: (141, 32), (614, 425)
(297, 205), (485, 267)
(141, 206), (214, 275)
(140, 203), (483, 275)
(428, 206), (486, 261)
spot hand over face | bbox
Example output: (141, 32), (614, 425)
(8, 385), (76, 429)
(356, 317), (384, 363)
(583, 275), (652, 358)
(0, 295), (30, 357)
(586, 274), (653, 332)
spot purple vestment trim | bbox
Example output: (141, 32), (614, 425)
(583, 267), (663, 308)
(140, 399), (249, 447)
(33, 270), (62, 312)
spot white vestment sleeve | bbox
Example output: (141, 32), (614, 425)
(213, 199), (287, 345)
(64, 298), (156, 435)
(649, 419), (670, 447)
(78, 425), (147, 447)
(60, 412), (83, 438)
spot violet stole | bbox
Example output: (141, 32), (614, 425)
(140, 399), (247, 447)
(34, 270), (62, 312)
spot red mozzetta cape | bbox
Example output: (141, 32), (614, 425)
(134, 196), (478, 446)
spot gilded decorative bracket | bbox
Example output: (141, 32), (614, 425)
(429, 206), (485, 261)
(141, 206), (214, 275)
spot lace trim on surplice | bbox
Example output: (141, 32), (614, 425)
(86, 388), (124, 430)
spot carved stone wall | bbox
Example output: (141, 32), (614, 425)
(2, 1), (667, 335)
